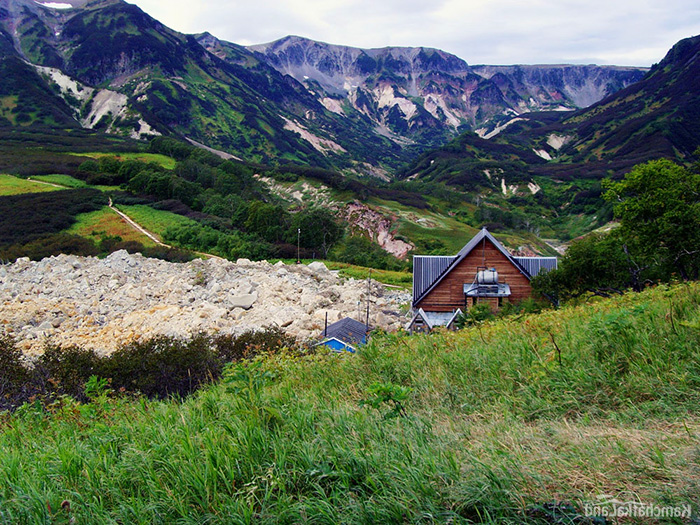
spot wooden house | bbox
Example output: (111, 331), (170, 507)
(409, 228), (556, 332)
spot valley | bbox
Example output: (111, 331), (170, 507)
(0, 0), (699, 521)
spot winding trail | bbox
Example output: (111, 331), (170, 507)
(26, 177), (66, 189)
(108, 197), (226, 261)
(26, 176), (226, 262)
(108, 197), (166, 247)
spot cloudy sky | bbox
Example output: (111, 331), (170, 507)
(128, 0), (700, 66)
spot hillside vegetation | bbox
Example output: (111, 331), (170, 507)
(1, 283), (698, 522)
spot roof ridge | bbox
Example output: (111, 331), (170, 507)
(413, 228), (533, 306)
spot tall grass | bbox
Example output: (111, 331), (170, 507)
(1, 283), (698, 522)
(117, 204), (199, 239)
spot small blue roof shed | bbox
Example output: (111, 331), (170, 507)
(317, 317), (371, 353)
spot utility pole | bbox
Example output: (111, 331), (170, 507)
(365, 269), (371, 328)
(296, 228), (301, 264)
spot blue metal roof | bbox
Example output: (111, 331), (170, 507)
(322, 317), (370, 346)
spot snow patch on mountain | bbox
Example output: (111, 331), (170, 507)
(320, 97), (345, 115)
(424, 94), (461, 128)
(547, 134), (572, 150)
(533, 149), (552, 161)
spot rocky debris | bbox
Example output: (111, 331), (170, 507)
(341, 202), (414, 258)
(0, 252), (411, 356)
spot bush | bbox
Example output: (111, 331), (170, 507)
(100, 335), (221, 399)
(213, 327), (298, 363)
(35, 344), (101, 402)
(0, 328), (303, 410)
(0, 333), (31, 411)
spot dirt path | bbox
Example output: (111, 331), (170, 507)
(26, 177), (67, 189)
(108, 198), (226, 261)
(108, 198), (166, 247)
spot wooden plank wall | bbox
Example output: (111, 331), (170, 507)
(416, 238), (532, 312)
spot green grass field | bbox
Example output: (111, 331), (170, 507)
(1, 283), (698, 522)
(30, 174), (88, 188)
(270, 259), (413, 289)
(0, 174), (63, 196)
(325, 261), (412, 289)
(65, 207), (156, 247)
(117, 204), (199, 239)
(70, 152), (178, 170)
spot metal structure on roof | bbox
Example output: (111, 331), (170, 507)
(407, 308), (463, 334)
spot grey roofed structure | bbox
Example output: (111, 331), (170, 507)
(322, 317), (370, 347)
(412, 228), (557, 308)
(407, 308), (463, 334)
(512, 256), (558, 277)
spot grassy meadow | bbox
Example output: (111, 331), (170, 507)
(1, 283), (698, 523)
(65, 207), (156, 247)
(70, 152), (178, 170)
(0, 174), (62, 196)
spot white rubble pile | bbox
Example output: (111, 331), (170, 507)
(0, 251), (410, 355)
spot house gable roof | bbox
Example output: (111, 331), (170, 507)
(413, 228), (555, 307)
(321, 317), (370, 346)
(408, 308), (463, 330)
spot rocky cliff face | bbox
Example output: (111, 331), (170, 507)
(0, 252), (409, 355)
(247, 36), (647, 141)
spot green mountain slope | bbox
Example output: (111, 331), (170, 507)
(558, 35), (700, 169)
(407, 35), (700, 187)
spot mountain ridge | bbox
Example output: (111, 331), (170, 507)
(0, 0), (657, 175)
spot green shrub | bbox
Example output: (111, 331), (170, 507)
(0, 333), (30, 411)
(100, 334), (221, 399)
(0, 328), (303, 410)
(213, 327), (298, 363)
(35, 344), (101, 402)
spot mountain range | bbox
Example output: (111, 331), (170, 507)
(404, 34), (700, 186)
(0, 0), (651, 177)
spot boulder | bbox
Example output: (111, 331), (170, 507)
(308, 261), (330, 276)
(229, 293), (258, 310)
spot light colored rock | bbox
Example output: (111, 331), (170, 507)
(308, 261), (330, 275)
(0, 253), (409, 355)
(229, 293), (258, 310)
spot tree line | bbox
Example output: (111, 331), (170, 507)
(533, 156), (700, 302)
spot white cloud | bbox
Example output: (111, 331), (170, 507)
(127, 0), (700, 65)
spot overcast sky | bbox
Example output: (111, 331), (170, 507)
(127, 0), (700, 66)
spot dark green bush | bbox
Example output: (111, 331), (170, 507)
(100, 334), (220, 399)
(0, 328), (303, 410)
(213, 327), (298, 363)
(35, 344), (101, 402)
(0, 333), (31, 411)
(0, 233), (99, 262)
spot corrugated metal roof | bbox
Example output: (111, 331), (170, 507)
(512, 257), (558, 277)
(413, 255), (456, 301)
(322, 317), (369, 346)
